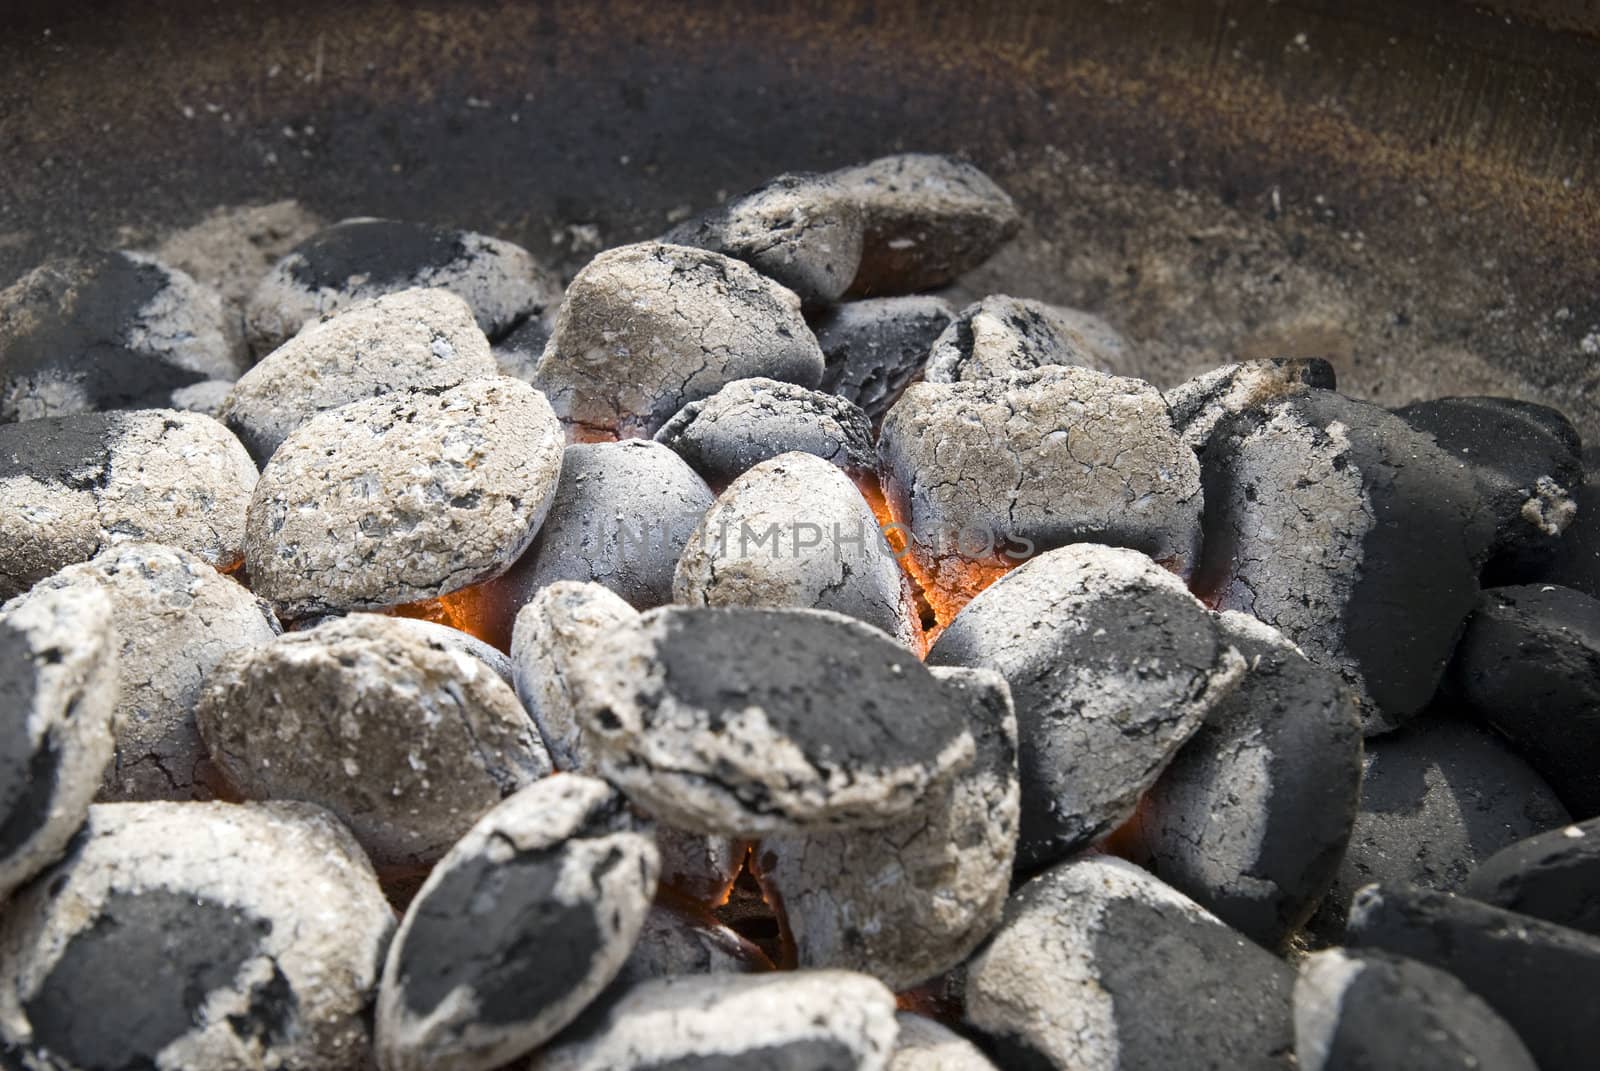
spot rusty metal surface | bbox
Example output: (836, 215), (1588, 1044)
(2, 0), (1598, 428)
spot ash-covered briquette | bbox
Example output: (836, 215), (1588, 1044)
(169, 378), (235, 417)
(6, 544), (279, 803)
(927, 544), (1244, 871)
(1132, 611), (1363, 947)
(758, 665), (1018, 989)
(0, 585), (116, 900)
(0, 409), (257, 600)
(526, 970), (900, 1071)
(1450, 583), (1600, 818)
(612, 902), (773, 988)
(833, 153), (1021, 297)
(572, 605), (976, 836)
(244, 218), (559, 353)
(0, 251), (245, 423)
(375, 775), (658, 1071)
(152, 200), (325, 311)
(221, 287), (497, 462)
(1193, 389), (1494, 733)
(888, 1015), (999, 1071)
(195, 613), (552, 871)
(0, 801), (395, 1071)
(1346, 883), (1600, 1071)
(811, 295), (954, 421)
(654, 377), (877, 487)
(1394, 396), (1583, 575)
(962, 856), (1295, 1071)
(1305, 713), (1570, 942)
(244, 377), (564, 619)
(366, 614), (514, 684)
(1163, 357), (1337, 452)
(482, 439), (712, 612)
(1293, 948), (1537, 1071)
(491, 303), (560, 383)
(1465, 817), (1600, 937)
(533, 242), (826, 438)
(663, 172), (865, 305)
(923, 295), (1130, 384)
(673, 452), (920, 649)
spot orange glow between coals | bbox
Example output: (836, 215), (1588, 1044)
(386, 582), (507, 650)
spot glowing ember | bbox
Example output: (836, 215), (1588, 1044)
(386, 582), (509, 650)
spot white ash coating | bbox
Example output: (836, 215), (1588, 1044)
(812, 295), (956, 421)
(153, 199), (324, 310)
(962, 856), (1294, 1071)
(1163, 357), (1335, 452)
(368, 614), (514, 684)
(928, 544), (1245, 869)
(244, 218), (558, 353)
(527, 970), (900, 1071)
(924, 295), (1130, 384)
(1133, 610), (1363, 947)
(613, 904), (772, 988)
(0, 585), (117, 899)
(244, 377), (564, 618)
(758, 665), (1019, 989)
(195, 613), (552, 870)
(167, 379), (235, 418)
(879, 366), (1204, 585)
(0, 801), (394, 1071)
(888, 1014), (999, 1071)
(664, 172), (865, 305)
(571, 605), (976, 836)
(673, 452), (920, 649)
(221, 287), (496, 462)
(533, 242), (826, 438)
(376, 775), (659, 1071)
(7, 543), (279, 803)
(654, 376), (878, 486)
(0, 252), (245, 423)
(0, 409), (257, 600)
(834, 153), (1021, 296)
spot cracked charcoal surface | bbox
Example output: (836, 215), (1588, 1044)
(654, 377), (877, 487)
(923, 295), (1130, 384)
(612, 903), (772, 988)
(195, 613), (552, 871)
(1464, 816), (1600, 937)
(880, 367), (1204, 588)
(482, 439), (712, 613)
(758, 665), (1018, 989)
(1450, 583), (1600, 818)
(673, 452), (919, 649)
(526, 970), (899, 1071)
(5, 543), (279, 803)
(1346, 883), (1600, 1071)
(1133, 611), (1362, 948)
(811, 295), (955, 422)
(654, 826), (742, 905)
(1163, 358), (1336, 453)
(0, 251), (245, 423)
(376, 775), (658, 1071)
(221, 287), (496, 463)
(244, 376), (564, 619)
(0, 801), (394, 1071)
(834, 154), (1020, 297)
(1306, 713), (1570, 943)
(928, 544), (1244, 871)
(962, 856), (1294, 1071)
(572, 605), (976, 836)
(532, 242), (825, 438)
(888, 1015), (998, 1071)
(0, 409), (258, 601)
(664, 172), (865, 306)
(1293, 948), (1536, 1071)
(1394, 396), (1584, 576)
(0, 585), (116, 900)
(1193, 390), (1494, 733)
(244, 218), (558, 353)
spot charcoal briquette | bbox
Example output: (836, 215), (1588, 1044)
(1163, 357), (1336, 452)
(888, 1014), (999, 1071)
(811, 295), (955, 421)
(1464, 816), (1600, 937)
(923, 295), (1130, 384)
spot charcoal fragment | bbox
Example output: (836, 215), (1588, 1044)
(1163, 357), (1336, 452)
(533, 242), (825, 438)
(376, 775), (658, 1071)
(928, 544), (1244, 870)
(1464, 817), (1600, 937)
(923, 295), (1130, 383)
(811, 295), (955, 421)
(0, 801), (394, 1071)
(612, 902), (772, 988)
(0, 252), (244, 422)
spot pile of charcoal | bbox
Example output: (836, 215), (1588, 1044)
(2, 152), (1599, 1071)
